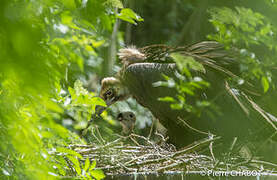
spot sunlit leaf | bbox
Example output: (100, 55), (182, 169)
(90, 169), (105, 180)
(117, 8), (144, 25)
(67, 155), (81, 175)
(104, 0), (124, 8)
(56, 147), (83, 159)
(84, 158), (90, 172)
(89, 160), (97, 171)
(261, 76), (269, 93)
(158, 96), (175, 102)
(61, 11), (73, 25)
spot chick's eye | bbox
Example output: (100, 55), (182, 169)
(129, 114), (133, 118)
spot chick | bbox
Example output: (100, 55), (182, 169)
(117, 111), (136, 135)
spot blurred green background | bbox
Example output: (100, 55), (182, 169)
(0, 0), (277, 179)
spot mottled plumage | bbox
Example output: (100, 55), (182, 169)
(99, 41), (277, 148)
(117, 111), (136, 135)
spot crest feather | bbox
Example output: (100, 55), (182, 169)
(118, 46), (146, 66)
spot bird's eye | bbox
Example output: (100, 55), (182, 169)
(105, 89), (113, 97)
(129, 114), (133, 118)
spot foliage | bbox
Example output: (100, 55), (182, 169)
(1, 0), (277, 179)
(52, 147), (105, 180)
(155, 54), (211, 116)
(208, 7), (277, 92)
(117, 8), (144, 25)
(57, 80), (106, 129)
(0, 0), (142, 179)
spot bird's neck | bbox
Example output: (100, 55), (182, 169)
(117, 84), (130, 101)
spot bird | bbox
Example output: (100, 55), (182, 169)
(116, 111), (136, 135)
(98, 41), (277, 148)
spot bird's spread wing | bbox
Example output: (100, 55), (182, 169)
(118, 41), (239, 78)
(122, 62), (277, 145)
(121, 63), (176, 108)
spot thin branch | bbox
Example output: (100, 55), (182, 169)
(225, 81), (249, 115)
(177, 117), (210, 136)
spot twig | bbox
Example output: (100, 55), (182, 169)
(177, 117), (210, 136)
(251, 160), (277, 168)
(147, 119), (155, 139)
(209, 141), (215, 162)
(242, 92), (277, 132)
(95, 126), (105, 144)
(157, 160), (188, 172)
(225, 81), (249, 115)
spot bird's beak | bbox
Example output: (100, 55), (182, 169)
(95, 105), (106, 116)
(117, 112), (123, 121)
(105, 97), (116, 106)
(95, 97), (117, 116)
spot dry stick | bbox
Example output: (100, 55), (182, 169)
(147, 118), (155, 139)
(232, 158), (254, 169)
(95, 126), (105, 144)
(225, 81), (249, 115)
(255, 131), (277, 156)
(242, 92), (277, 132)
(77, 138), (123, 155)
(250, 160), (277, 168)
(209, 141), (215, 162)
(91, 129), (104, 145)
(157, 160), (188, 172)
(177, 117), (210, 136)
(224, 137), (238, 168)
(125, 136), (221, 168)
(125, 152), (169, 166)
(68, 144), (94, 149)
(130, 133), (156, 146)
(229, 137), (238, 152)
(156, 155), (210, 173)
(154, 131), (169, 142)
(129, 136), (140, 146)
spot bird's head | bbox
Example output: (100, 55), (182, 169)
(100, 77), (130, 106)
(117, 111), (136, 134)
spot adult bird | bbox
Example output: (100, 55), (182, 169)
(99, 41), (277, 148)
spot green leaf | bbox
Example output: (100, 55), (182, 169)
(117, 8), (144, 25)
(180, 86), (195, 96)
(89, 160), (97, 171)
(56, 147), (83, 159)
(170, 103), (183, 110)
(68, 87), (76, 100)
(104, 0), (124, 8)
(91, 97), (107, 107)
(90, 169), (105, 180)
(67, 155), (81, 175)
(261, 76), (269, 93)
(158, 96), (175, 102)
(61, 11), (73, 25)
(171, 53), (205, 75)
(84, 158), (90, 172)
(63, 0), (76, 9)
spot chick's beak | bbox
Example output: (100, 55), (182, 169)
(117, 113), (123, 121)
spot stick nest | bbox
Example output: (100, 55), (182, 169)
(67, 134), (277, 176)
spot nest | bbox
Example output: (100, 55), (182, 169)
(66, 133), (277, 177)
